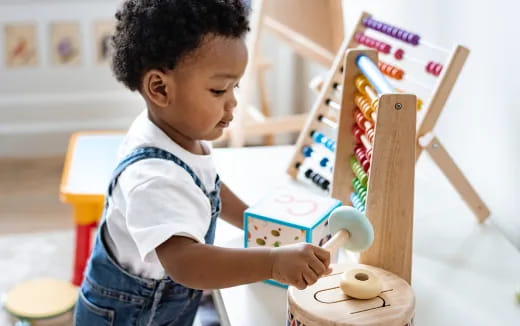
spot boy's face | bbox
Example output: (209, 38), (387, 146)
(147, 34), (248, 146)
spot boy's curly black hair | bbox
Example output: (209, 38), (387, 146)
(111, 0), (250, 91)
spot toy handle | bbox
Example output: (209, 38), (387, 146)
(322, 229), (350, 254)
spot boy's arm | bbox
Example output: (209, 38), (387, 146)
(219, 182), (248, 229)
(157, 236), (272, 289)
(156, 236), (331, 290)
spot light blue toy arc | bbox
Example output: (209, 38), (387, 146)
(244, 212), (312, 230)
(264, 279), (288, 289)
(356, 54), (395, 95)
(328, 206), (374, 252)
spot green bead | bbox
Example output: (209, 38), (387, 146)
(350, 157), (368, 187)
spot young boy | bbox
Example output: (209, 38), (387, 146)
(74, 1), (331, 325)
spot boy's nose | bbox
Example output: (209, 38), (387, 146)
(225, 93), (238, 111)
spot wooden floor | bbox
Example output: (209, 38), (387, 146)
(0, 156), (73, 234)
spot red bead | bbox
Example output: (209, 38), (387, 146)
(361, 160), (370, 172)
(426, 61), (434, 73)
(425, 61), (443, 76)
(380, 43), (391, 54)
(367, 128), (375, 143)
(434, 64), (443, 76)
(394, 48), (404, 60)
(352, 124), (363, 143)
(354, 110), (367, 131)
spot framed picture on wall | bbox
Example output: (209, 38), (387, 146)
(94, 20), (115, 64)
(50, 22), (81, 66)
(4, 23), (38, 68)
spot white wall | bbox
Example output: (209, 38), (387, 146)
(339, 0), (519, 246)
(0, 0), (143, 157)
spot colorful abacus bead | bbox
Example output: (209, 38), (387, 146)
(354, 33), (391, 54)
(304, 168), (330, 191)
(417, 97), (423, 111)
(319, 157), (330, 168)
(378, 61), (404, 80)
(354, 93), (375, 121)
(354, 145), (370, 173)
(367, 128), (375, 144)
(302, 146), (312, 158)
(426, 61), (443, 76)
(354, 110), (375, 144)
(352, 124), (372, 150)
(353, 178), (367, 202)
(355, 76), (379, 112)
(354, 109), (368, 131)
(350, 192), (366, 213)
(394, 48), (404, 60)
(352, 124), (364, 144)
(366, 148), (373, 160)
(311, 131), (336, 152)
(302, 146), (331, 169)
(355, 76), (370, 96)
(362, 16), (420, 46)
(350, 156), (368, 187)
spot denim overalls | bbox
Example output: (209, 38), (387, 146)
(74, 147), (221, 326)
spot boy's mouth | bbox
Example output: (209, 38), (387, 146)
(217, 117), (233, 128)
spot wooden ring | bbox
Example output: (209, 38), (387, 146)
(339, 268), (382, 299)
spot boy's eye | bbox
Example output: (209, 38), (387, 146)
(210, 83), (239, 96)
(210, 89), (226, 96)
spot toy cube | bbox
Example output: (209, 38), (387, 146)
(244, 186), (342, 288)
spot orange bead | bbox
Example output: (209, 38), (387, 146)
(378, 61), (405, 80)
(354, 93), (374, 121)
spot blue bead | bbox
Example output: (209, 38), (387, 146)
(320, 157), (329, 167)
(302, 146), (313, 157)
(313, 131), (324, 143)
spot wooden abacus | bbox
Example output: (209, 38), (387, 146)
(225, 0), (344, 147)
(288, 11), (489, 223)
(287, 49), (417, 325)
(289, 44), (417, 283)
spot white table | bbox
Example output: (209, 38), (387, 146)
(212, 146), (520, 326)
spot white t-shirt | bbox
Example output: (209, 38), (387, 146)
(104, 110), (218, 279)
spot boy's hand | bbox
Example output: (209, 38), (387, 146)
(270, 243), (332, 290)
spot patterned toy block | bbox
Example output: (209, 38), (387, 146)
(244, 186), (341, 288)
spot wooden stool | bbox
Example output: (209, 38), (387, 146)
(3, 278), (78, 325)
(288, 264), (415, 326)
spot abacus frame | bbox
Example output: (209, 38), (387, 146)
(287, 11), (489, 223)
(288, 40), (417, 282)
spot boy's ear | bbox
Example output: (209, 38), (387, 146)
(142, 69), (174, 108)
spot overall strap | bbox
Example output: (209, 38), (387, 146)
(107, 146), (219, 198)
